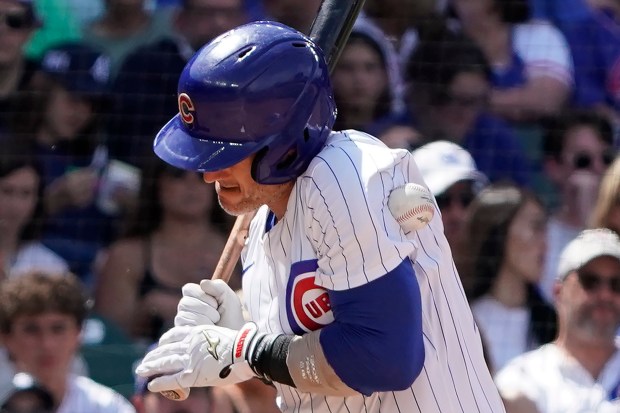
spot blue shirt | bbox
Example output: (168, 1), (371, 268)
(562, 9), (620, 112)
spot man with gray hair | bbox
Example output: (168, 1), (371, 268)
(495, 228), (620, 413)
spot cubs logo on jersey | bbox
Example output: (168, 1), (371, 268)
(285, 260), (334, 335)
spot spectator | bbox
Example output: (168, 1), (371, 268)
(590, 155), (620, 234)
(561, 0), (620, 129)
(261, 0), (322, 33)
(0, 145), (68, 279)
(495, 228), (620, 413)
(457, 183), (557, 372)
(0, 270), (136, 412)
(413, 140), (488, 248)
(541, 110), (616, 302)
(108, 0), (248, 166)
(362, 0), (446, 70)
(7, 42), (122, 284)
(0, 0), (42, 131)
(449, 0), (574, 122)
(331, 18), (404, 136)
(404, 30), (534, 187)
(0, 372), (55, 413)
(81, 0), (174, 79)
(94, 156), (234, 342)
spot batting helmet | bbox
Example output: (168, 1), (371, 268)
(153, 21), (337, 184)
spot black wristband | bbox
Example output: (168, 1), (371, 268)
(250, 334), (296, 387)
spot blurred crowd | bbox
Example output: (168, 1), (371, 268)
(0, 0), (619, 412)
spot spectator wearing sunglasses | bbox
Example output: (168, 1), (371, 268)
(495, 228), (620, 413)
(413, 140), (488, 248)
(0, 0), (42, 131)
(541, 110), (617, 303)
(456, 183), (557, 372)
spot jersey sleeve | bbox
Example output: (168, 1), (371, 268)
(301, 134), (417, 291)
(514, 21), (574, 86)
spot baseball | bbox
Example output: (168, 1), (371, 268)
(388, 183), (435, 232)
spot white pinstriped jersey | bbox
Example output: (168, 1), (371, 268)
(241, 130), (505, 413)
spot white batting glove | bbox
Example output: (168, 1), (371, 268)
(134, 323), (261, 392)
(199, 279), (246, 329)
(174, 283), (221, 327)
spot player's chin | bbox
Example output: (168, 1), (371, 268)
(219, 199), (257, 217)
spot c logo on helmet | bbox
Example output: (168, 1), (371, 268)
(178, 93), (195, 127)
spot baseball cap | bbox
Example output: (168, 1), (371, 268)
(0, 372), (55, 411)
(412, 140), (488, 195)
(556, 228), (620, 280)
(40, 42), (110, 97)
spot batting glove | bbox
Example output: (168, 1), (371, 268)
(135, 323), (262, 392)
(174, 280), (245, 329)
(200, 279), (246, 329)
(174, 283), (221, 327)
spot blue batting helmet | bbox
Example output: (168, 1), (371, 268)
(153, 21), (337, 184)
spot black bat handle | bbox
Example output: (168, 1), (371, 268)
(308, 0), (366, 73)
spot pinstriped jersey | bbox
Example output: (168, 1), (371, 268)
(240, 130), (506, 413)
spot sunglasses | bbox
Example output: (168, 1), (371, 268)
(435, 192), (475, 210)
(572, 150), (615, 170)
(0, 11), (34, 30)
(577, 271), (620, 294)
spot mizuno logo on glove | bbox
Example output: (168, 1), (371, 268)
(202, 330), (221, 360)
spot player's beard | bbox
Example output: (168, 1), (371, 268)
(218, 181), (293, 217)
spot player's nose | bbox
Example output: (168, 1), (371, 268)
(203, 170), (227, 183)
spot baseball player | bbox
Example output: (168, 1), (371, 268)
(135, 21), (506, 413)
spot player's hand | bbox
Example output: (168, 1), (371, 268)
(174, 283), (221, 327)
(199, 279), (245, 329)
(134, 323), (260, 391)
(174, 280), (245, 329)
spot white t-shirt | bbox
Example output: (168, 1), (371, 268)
(511, 21), (574, 86)
(8, 242), (69, 277)
(496, 343), (620, 413)
(471, 295), (531, 372)
(57, 375), (136, 413)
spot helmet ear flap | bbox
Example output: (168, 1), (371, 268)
(252, 145), (300, 183)
(251, 146), (270, 183)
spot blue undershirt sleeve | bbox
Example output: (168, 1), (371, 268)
(319, 259), (425, 396)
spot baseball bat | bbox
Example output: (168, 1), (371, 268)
(160, 0), (366, 401)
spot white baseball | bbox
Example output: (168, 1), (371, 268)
(388, 183), (435, 232)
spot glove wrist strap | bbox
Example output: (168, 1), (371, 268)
(235, 323), (295, 387)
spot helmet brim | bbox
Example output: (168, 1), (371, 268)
(153, 115), (261, 172)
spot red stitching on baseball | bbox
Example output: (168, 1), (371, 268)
(397, 204), (434, 224)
